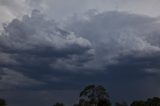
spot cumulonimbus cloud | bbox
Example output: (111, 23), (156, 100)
(64, 11), (160, 101)
(1, 9), (160, 91)
(0, 10), (94, 89)
(66, 11), (160, 66)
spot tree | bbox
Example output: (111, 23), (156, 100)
(130, 97), (160, 106)
(145, 97), (160, 106)
(97, 99), (111, 106)
(53, 102), (64, 106)
(73, 104), (80, 106)
(130, 100), (146, 106)
(79, 85), (111, 106)
(0, 98), (6, 106)
(115, 101), (128, 106)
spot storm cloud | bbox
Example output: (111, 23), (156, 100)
(65, 11), (160, 102)
(1, 2), (160, 105)
(66, 11), (160, 69)
(1, 9), (160, 92)
(0, 10), (94, 90)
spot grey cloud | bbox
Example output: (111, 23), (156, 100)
(0, 0), (31, 30)
(105, 54), (160, 101)
(0, 0), (24, 9)
(1, 10), (160, 91)
(66, 11), (160, 68)
(0, 52), (17, 66)
(1, 9), (160, 106)
(0, 68), (44, 90)
(1, 1), (160, 105)
(0, 10), (94, 90)
(25, 0), (160, 22)
(1, 0), (160, 29)
(0, 10), (92, 55)
(0, 90), (80, 106)
(61, 11), (160, 99)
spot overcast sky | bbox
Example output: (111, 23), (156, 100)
(1, 0), (160, 106)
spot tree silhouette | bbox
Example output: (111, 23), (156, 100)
(145, 97), (160, 106)
(115, 101), (128, 106)
(97, 99), (111, 106)
(0, 98), (6, 106)
(73, 104), (80, 106)
(130, 101), (145, 106)
(79, 85), (111, 106)
(53, 102), (64, 106)
(130, 97), (160, 106)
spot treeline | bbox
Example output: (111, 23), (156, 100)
(1, 85), (160, 106)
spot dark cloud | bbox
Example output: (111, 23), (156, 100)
(0, 10), (94, 90)
(0, 68), (44, 90)
(103, 54), (160, 103)
(1, 9), (160, 106)
(66, 11), (160, 67)
(0, 90), (80, 106)
(65, 10), (160, 102)
(1, 10), (160, 89)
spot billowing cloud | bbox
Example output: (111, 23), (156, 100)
(1, 0), (160, 30)
(1, 10), (160, 91)
(25, 0), (160, 21)
(66, 11), (160, 66)
(64, 10), (160, 102)
(1, 5), (160, 106)
(0, 10), (94, 90)
(0, 0), (30, 29)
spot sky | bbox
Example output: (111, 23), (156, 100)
(1, 0), (160, 106)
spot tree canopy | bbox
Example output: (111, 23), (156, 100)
(79, 85), (111, 106)
(131, 97), (160, 106)
(53, 102), (64, 106)
(0, 98), (6, 106)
